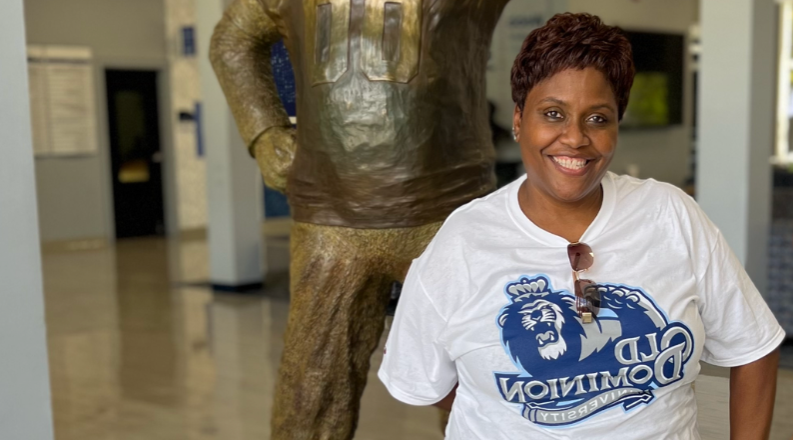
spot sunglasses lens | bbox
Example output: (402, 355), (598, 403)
(568, 243), (594, 272)
(575, 279), (600, 317)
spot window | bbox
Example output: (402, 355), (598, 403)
(776, 1), (793, 165)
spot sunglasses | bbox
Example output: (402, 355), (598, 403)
(567, 242), (600, 324)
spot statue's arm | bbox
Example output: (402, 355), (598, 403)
(209, 0), (295, 191)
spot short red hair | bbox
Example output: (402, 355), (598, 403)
(511, 13), (635, 120)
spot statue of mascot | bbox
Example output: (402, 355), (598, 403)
(210, 0), (509, 437)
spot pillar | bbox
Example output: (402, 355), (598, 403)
(0, 0), (55, 437)
(697, 0), (776, 294)
(196, 0), (266, 290)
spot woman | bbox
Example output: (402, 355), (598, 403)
(378, 13), (783, 439)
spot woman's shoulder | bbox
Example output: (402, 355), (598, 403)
(608, 172), (701, 214)
(608, 172), (720, 245)
(609, 172), (691, 200)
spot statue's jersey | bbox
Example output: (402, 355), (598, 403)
(260, 0), (508, 228)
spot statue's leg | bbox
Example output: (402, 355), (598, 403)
(271, 222), (393, 440)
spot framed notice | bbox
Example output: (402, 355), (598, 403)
(27, 45), (98, 157)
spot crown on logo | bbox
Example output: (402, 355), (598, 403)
(506, 276), (551, 302)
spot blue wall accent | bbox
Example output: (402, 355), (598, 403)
(271, 40), (297, 117)
(194, 102), (204, 157)
(182, 26), (196, 56)
(265, 40), (295, 218)
(265, 186), (291, 218)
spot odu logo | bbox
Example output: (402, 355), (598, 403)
(494, 275), (694, 426)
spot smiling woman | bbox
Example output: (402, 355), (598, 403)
(510, 13), (634, 243)
(514, 68), (619, 241)
(378, 12), (784, 440)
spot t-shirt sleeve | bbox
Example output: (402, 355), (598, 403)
(378, 262), (457, 406)
(698, 230), (785, 367)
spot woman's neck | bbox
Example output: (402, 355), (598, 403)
(518, 181), (603, 243)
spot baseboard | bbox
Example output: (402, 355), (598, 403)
(41, 237), (108, 253)
(178, 227), (207, 241)
(177, 219), (291, 242)
(211, 282), (264, 293)
(263, 217), (292, 238)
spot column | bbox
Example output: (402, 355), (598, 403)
(697, 0), (776, 294)
(0, 0), (55, 438)
(196, 0), (265, 290)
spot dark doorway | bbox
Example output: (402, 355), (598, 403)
(106, 70), (165, 238)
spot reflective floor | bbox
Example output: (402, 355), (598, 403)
(42, 230), (793, 440)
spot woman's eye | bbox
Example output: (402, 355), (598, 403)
(588, 115), (607, 124)
(546, 111), (563, 119)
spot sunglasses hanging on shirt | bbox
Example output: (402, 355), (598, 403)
(567, 242), (601, 323)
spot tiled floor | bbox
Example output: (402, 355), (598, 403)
(42, 231), (793, 440)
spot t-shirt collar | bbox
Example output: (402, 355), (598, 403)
(505, 172), (617, 247)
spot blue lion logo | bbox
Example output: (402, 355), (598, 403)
(494, 275), (694, 426)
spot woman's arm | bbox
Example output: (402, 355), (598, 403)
(729, 349), (779, 440)
(433, 384), (458, 412)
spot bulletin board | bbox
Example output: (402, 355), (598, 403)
(27, 45), (98, 157)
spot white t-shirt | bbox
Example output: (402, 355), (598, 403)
(378, 172), (785, 440)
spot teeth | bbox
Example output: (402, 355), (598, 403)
(552, 156), (588, 170)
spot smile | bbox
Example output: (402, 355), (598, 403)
(550, 155), (592, 175)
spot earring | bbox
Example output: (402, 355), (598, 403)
(512, 128), (518, 141)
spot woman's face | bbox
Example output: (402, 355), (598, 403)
(513, 67), (619, 204)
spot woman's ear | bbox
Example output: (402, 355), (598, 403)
(512, 104), (522, 142)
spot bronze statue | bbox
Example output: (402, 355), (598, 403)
(210, 0), (509, 438)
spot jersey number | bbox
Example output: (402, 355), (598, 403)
(304, 0), (422, 85)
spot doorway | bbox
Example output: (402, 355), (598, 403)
(106, 70), (165, 238)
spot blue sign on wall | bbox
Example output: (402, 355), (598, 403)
(182, 27), (196, 57)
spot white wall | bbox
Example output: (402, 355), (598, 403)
(568, 0), (698, 33)
(0, 0), (55, 437)
(24, 0), (167, 61)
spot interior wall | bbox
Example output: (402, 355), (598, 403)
(23, 0), (168, 242)
(0, 0), (55, 437)
(567, 0), (699, 186)
(35, 159), (108, 241)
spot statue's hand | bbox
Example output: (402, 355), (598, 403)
(253, 126), (296, 193)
